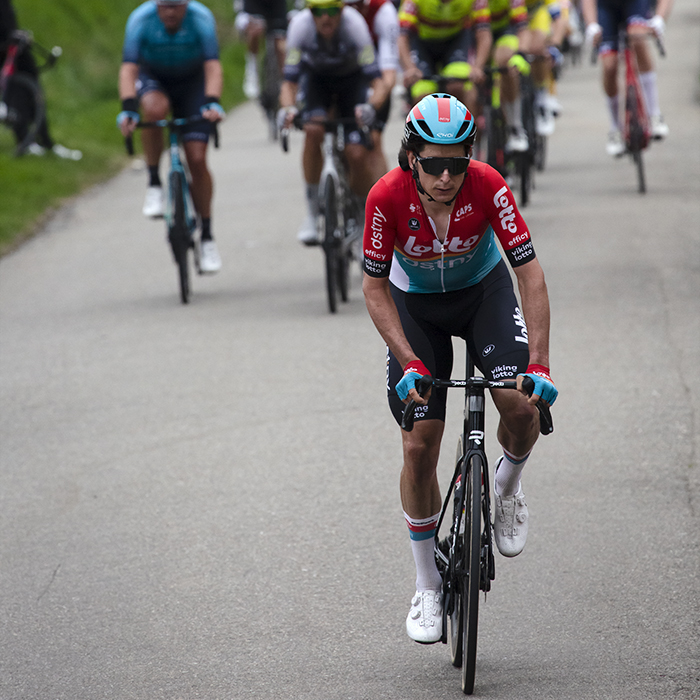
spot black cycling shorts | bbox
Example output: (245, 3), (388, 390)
(297, 69), (371, 143)
(136, 68), (213, 143)
(409, 29), (475, 79)
(387, 259), (530, 425)
(243, 0), (288, 33)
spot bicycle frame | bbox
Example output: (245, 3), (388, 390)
(620, 30), (650, 154)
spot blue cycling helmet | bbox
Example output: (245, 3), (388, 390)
(404, 93), (477, 147)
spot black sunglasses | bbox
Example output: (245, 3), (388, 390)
(415, 155), (470, 176)
(311, 6), (341, 16)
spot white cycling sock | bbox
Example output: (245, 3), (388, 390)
(494, 449), (531, 497)
(502, 99), (523, 130)
(638, 71), (660, 118)
(306, 183), (319, 217)
(404, 511), (442, 591)
(606, 94), (620, 131)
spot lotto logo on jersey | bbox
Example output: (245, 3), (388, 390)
(493, 185), (518, 235)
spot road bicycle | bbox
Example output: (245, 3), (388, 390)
(0, 30), (61, 156)
(402, 351), (553, 695)
(472, 60), (543, 207)
(126, 117), (219, 304)
(281, 117), (366, 314)
(593, 29), (665, 193)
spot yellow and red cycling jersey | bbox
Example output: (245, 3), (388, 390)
(398, 0), (491, 41)
(488, 0), (527, 32)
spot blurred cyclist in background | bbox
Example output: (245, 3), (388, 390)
(582, 0), (672, 156)
(117, 0), (224, 274)
(277, 0), (388, 244)
(233, 0), (288, 100)
(343, 0), (400, 176)
(0, 0), (82, 159)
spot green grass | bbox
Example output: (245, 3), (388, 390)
(0, 0), (246, 255)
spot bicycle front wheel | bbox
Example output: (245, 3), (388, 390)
(448, 438), (465, 667)
(2, 72), (45, 156)
(632, 148), (646, 194)
(321, 175), (339, 313)
(461, 452), (483, 695)
(168, 170), (191, 304)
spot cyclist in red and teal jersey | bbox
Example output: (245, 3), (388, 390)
(362, 94), (556, 644)
(117, 0), (224, 273)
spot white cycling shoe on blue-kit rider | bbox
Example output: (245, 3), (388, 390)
(361, 93), (558, 645)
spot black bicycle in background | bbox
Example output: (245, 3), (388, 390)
(282, 117), (367, 314)
(126, 117), (219, 304)
(0, 29), (61, 156)
(402, 351), (553, 695)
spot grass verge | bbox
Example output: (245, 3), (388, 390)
(0, 0), (245, 256)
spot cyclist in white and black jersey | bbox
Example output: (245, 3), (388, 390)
(344, 0), (400, 179)
(278, 0), (389, 244)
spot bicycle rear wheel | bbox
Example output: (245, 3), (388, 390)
(321, 175), (339, 313)
(2, 72), (45, 156)
(461, 452), (483, 695)
(260, 34), (281, 141)
(168, 170), (191, 304)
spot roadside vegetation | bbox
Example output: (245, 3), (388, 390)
(0, 0), (245, 255)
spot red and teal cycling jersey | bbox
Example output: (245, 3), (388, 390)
(362, 160), (535, 293)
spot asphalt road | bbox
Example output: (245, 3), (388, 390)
(1, 2), (699, 698)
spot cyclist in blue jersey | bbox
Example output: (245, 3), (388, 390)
(117, 0), (224, 273)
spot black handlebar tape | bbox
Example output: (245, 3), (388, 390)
(125, 135), (134, 156)
(400, 375), (434, 433)
(521, 375), (554, 435)
(213, 124), (219, 149)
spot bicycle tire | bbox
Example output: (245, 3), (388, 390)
(448, 438), (465, 667)
(633, 148), (646, 194)
(2, 72), (45, 156)
(168, 170), (191, 304)
(626, 86), (646, 194)
(322, 174), (339, 313)
(535, 133), (547, 172)
(260, 35), (281, 141)
(461, 452), (483, 695)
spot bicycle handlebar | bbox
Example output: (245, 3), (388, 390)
(280, 114), (374, 154)
(401, 374), (554, 435)
(590, 29), (666, 65)
(124, 115), (220, 155)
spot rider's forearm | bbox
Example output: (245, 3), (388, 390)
(370, 75), (391, 112)
(118, 62), (139, 100)
(203, 59), (223, 99)
(580, 0), (598, 27)
(514, 259), (551, 369)
(279, 80), (297, 109)
(363, 275), (419, 368)
(398, 32), (415, 72)
(655, 0), (674, 20)
(474, 29), (493, 69)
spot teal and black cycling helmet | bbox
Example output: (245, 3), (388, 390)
(403, 93), (477, 147)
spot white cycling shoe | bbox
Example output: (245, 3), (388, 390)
(493, 472), (529, 558)
(197, 239), (222, 274)
(506, 126), (529, 153)
(142, 186), (164, 218)
(606, 130), (626, 158)
(651, 115), (669, 140)
(297, 214), (320, 246)
(243, 60), (260, 100)
(406, 589), (443, 644)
